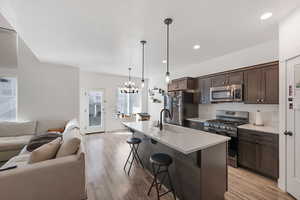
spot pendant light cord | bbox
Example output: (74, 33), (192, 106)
(128, 68), (131, 82)
(142, 43), (145, 81)
(166, 23), (169, 73)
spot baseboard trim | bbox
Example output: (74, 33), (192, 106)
(105, 128), (128, 133)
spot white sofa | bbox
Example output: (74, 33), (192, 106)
(0, 120), (87, 200)
(0, 120), (67, 163)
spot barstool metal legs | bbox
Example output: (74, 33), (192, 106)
(132, 144), (144, 168)
(123, 142), (144, 175)
(147, 163), (176, 200)
(167, 169), (177, 200)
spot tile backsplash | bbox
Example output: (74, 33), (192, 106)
(198, 103), (279, 126)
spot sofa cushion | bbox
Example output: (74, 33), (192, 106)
(56, 128), (81, 158)
(0, 154), (30, 169)
(28, 138), (61, 164)
(0, 121), (36, 137)
(0, 135), (33, 151)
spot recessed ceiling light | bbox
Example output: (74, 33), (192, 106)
(260, 12), (272, 20)
(162, 60), (167, 64)
(193, 45), (201, 50)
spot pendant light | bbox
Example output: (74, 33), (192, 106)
(140, 40), (146, 88)
(121, 67), (139, 94)
(164, 18), (173, 83)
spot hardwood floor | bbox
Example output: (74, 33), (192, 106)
(85, 132), (295, 200)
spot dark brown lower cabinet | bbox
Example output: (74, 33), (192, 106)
(238, 128), (279, 179)
(238, 140), (257, 171)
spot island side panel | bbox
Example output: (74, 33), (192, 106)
(133, 131), (202, 200)
(200, 142), (227, 200)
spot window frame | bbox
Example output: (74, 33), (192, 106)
(0, 75), (17, 121)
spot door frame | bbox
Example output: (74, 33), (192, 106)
(285, 56), (300, 199)
(81, 88), (105, 134)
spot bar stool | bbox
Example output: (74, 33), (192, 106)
(147, 153), (176, 200)
(123, 137), (144, 175)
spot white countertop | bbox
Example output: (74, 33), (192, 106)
(123, 121), (230, 155)
(185, 118), (209, 123)
(238, 124), (279, 134)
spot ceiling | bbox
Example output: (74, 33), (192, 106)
(0, 0), (299, 77)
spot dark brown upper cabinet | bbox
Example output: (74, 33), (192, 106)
(261, 66), (279, 104)
(244, 63), (279, 104)
(211, 75), (227, 87)
(168, 77), (196, 92)
(228, 72), (244, 85)
(211, 72), (243, 87)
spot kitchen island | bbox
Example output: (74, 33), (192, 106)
(123, 121), (230, 200)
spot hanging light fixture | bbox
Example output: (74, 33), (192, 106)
(140, 40), (146, 88)
(164, 18), (173, 83)
(121, 67), (139, 94)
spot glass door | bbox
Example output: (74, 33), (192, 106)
(84, 89), (105, 133)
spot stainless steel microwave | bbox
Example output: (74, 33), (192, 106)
(210, 85), (243, 102)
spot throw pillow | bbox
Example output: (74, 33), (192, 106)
(28, 137), (61, 164)
(48, 128), (65, 133)
(56, 129), (81, 158)
(26, 132), (62, 152)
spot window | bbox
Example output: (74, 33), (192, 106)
(0, 77), (17, 121)
(117, 88), (141, 116)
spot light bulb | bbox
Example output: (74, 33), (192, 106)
(260, 12), (272, 20)
(141, 82), (145, 88)
(165, 72), (170, 83)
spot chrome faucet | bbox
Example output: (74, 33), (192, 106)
(159, 108), (172, 131)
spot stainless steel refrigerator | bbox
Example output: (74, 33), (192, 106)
(164, 91), (198, 126)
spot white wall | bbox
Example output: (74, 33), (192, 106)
(80, 71), (148, 132)
(173, 40), (278, 78)
(0, 30), (17, 70)
(279, 8), (300, 61)
(148, 40), (279, 121)
(278, 6), (300, 191)
(17, 37), (79, 121)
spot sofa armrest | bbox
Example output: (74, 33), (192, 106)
(0, 155), (86, 200)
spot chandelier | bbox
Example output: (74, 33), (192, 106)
(121, 67), (139, 94)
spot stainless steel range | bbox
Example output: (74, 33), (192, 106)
(203, 110), (249, 167)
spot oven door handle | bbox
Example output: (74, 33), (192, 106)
(215, 130), (228, 136)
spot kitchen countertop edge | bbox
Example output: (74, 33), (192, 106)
(238, 124), (279, 135)
(123, 122), (230, 155)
